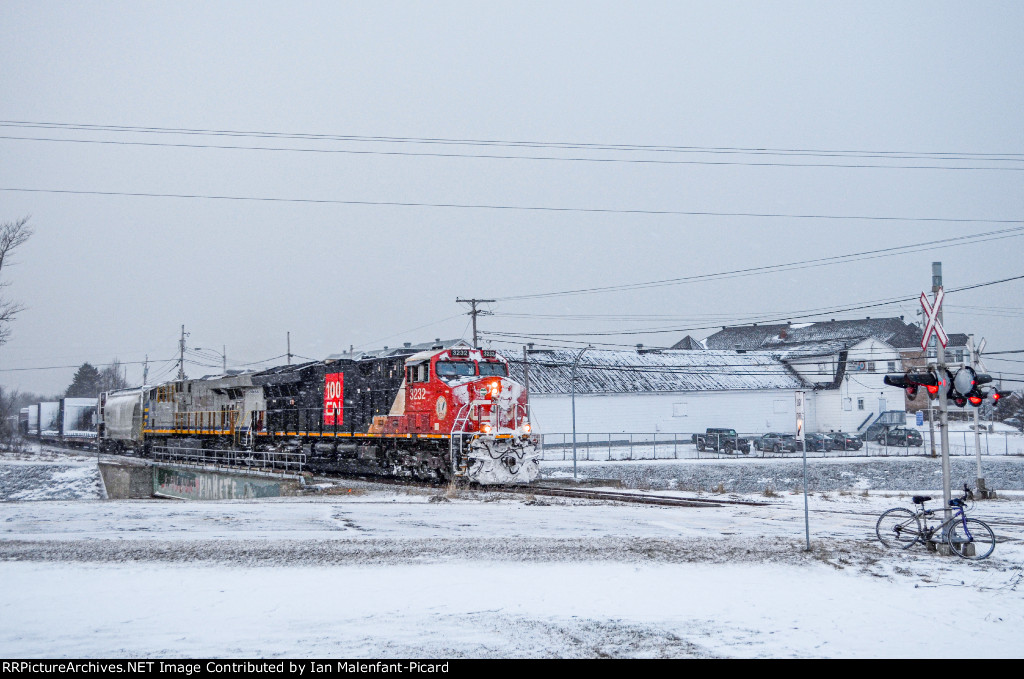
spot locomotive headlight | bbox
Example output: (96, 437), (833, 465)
(481, 423), (492, 434)
(522, 423), (531, 433)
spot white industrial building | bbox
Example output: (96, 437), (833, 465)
(509, 348), (810, 435)
(509, 318), (930, 436)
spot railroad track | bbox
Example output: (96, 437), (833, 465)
(511, 484), (769, 508)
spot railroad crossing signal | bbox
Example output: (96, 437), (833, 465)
(920, 288), (948, 351)
(884, 366), (993, 408)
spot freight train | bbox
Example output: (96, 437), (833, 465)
(22, 340), (541, 485)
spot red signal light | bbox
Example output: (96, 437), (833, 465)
(968, 395), (983, 406)
(992, 392), (1001, 402)
(926, 384), (939, 395)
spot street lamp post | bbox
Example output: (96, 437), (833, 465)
(571, 345), (593, 482)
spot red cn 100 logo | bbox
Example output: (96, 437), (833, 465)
(324, 373), (344, 425)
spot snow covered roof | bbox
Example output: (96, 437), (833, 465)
(704, 317), (967, 352)
(669, 335), (704, 350)
(507, 348), (805, 395)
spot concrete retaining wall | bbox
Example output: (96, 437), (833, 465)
(98, 462), (301, 500)
(98, 462), (154, 499)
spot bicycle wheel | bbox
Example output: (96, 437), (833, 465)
(876, 508), (921, 549)
(947, 518), (996, 560)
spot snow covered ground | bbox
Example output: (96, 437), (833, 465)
(1, 449), (1022, 658)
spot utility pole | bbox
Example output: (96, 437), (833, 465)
(223, 344), (227, 372)
(932, 262), (954, 532)
(571, 345), (593, 482)
(143, 354), (149, 386)
(522, 345), (532, 419)
(287, 332), (292, 365)
(177, 324), (188, 381)
(968, 335), (988, 496)
(456, 298), (495, 348)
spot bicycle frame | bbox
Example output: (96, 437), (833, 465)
(918, 504), (970, 543)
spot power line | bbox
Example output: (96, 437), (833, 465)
(495, 228), (1024, 301)
(482, 274), (1024, 349)
(0, 357), (174, 373)
(4, 187), (1023, 226)
(3, 119), (1022, 161)
(3, 133), (1021, 171)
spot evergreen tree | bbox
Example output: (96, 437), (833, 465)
(66, 363), (102, 397)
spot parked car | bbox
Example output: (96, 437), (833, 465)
(753, 433), (790, 452)
(803, 432), (835, 452)
(827, 432), (863, 451)
(692, 428), (751, 454)
(875, 427), (923, 447)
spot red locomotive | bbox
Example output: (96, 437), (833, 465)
(102, 341), (541, 484)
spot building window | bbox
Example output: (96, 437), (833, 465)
(888, 361), (896, 372)
(857, 398), (865, 411)
(954, 350), (964, 363)
(867, 362), (876, 373)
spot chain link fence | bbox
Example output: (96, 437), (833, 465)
(539, 430), (1024, 462)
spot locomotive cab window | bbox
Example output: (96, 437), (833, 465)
(407, 363), (430, 383)
(477, 362), (507, 377)
(435, 361), (475, 378)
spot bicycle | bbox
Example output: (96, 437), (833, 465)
(875, 484), (996, 560)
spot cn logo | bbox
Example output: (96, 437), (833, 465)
(323, 373), (344, 425)
(435, 396), (448, 421)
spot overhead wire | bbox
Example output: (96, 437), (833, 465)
(3, 119), (1022, 162)
(494, 229), (1024, 301)
(3, 133), (1021, 171)
(4, 187), (1022, 227)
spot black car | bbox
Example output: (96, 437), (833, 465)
(827, 432), (863, 451)
(803, 432), (835, 452)
(876, 427), (923, 447)
(693, 428), (751, 454)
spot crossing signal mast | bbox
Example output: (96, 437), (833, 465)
(883, 262), (1005, 513)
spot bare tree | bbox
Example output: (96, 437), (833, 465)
(0, 216), (34, 346)
(100, 359), (131, 392)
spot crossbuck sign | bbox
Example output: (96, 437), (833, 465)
(920, 287), (949, 351)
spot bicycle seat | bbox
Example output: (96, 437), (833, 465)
(912, 495), (932, 504)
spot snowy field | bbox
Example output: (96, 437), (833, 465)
(1, 449), (1023, 658)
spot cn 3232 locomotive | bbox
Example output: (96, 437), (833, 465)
(100, 343), (540, 484)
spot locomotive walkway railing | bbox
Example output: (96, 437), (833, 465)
(538, 430), (1024, 462)
(151, 445), (306, 474)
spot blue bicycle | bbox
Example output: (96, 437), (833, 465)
(875, 485), (996, 560)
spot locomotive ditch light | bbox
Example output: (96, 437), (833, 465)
(480, 423), (492, 434)
(522, 423), (531, 433)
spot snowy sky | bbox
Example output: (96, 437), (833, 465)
(1, 1), (1022, 394)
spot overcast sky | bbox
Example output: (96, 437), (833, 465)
(1, 1), (1022, 395)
